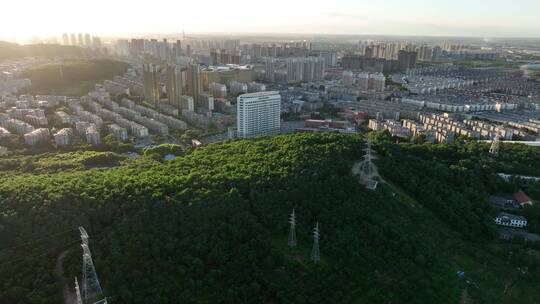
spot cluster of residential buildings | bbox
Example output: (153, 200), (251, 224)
(476, 112), (540, 138)
(0, 59), (40, 96)
(397, 66), (513, 95)
(62, 33), (102, 50)
(490, 191), (539, 241)
(367, 111), (536, 143)
(342, 71), (386, 92)
(0, 83), (192, 152)
(86, 84), (188, 137)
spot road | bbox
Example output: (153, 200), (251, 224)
(54, 249), (76, 304)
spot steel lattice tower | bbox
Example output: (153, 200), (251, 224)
(311, 222), (320, 263)
(489, 136), (500, 156)
(288, 209), (297, 248)
(78, 227), (107, 304)
(358, 139), (379, 190)
(75, 277), (83, 304)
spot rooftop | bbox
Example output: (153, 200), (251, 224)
(514, 191), (533, 204)
(497, 212), (527, 222)
(238, 91), (280, 98)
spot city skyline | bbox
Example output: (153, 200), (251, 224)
(2, 0), (540, 41)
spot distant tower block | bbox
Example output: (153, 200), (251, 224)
(288, 209), (297, 248)
(489, 136), (500, 156)
(311, 222), (320, 263)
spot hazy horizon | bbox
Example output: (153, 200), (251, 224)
(2, 0), (540, 41)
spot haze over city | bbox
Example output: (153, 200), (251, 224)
(2, 0), (540, 41)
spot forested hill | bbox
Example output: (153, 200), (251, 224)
(0, 41), (93, 62)
(1, 133), (540, 303)
(20, 59), (129, 95)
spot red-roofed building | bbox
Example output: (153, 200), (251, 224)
(513, 191), (534, 207)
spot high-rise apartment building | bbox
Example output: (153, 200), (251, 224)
(165, 65), (184, 109)
(84, 34), (92, 47)
(369, 73), (386, 92)
(264, 58), (276, 82)
(319, 51), (337, 67)
(398, 50), (418, 71)
(62, 33), (69, 45)
(343, 71), (354, 87)
(131, 39), (145, 53)
(286, 57), (326, 83)
(210, 48), (221, 65)
(174, 40), (182, 57)
(186, 62), (202, 104)
(286, 58), (304, 83)
(116, 39), (130, 56)
(237, 91), (281, 138)
(143, 64), (161, 106)
(209, 82), (227, 99)
(92, 37), (102, 50)
(358, 72), (385, 92)
(358, 72), (370, 91)
(180, 95), (195, 112)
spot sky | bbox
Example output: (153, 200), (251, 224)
(1, 0), (540, 40)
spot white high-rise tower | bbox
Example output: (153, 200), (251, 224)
(237, 91), (281, 138)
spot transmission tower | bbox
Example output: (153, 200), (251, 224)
(311, 222), (320, 263)
(489, 136), (500, 156)
(78, 227), (107, 304)
(75, 277), (83, 304)
(358, 139), (379, 190)
(288, 209), (297, 248)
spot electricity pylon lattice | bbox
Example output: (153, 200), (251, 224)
(358, 139), (379, 190)
(75, 277), (83, 304)
(288, 209), (297, 248)
(311, 222), (320, 263)
(489, 136), (500, 156)
(78, 227), (107, 304)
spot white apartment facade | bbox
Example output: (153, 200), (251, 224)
(495, 212), (527, 228)
(237, 91), (281, 138)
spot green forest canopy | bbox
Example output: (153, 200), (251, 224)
(0, 132), (539, 303)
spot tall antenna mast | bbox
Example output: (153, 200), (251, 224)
(288, 209), (297, 248)
(311, 222), (320, 263)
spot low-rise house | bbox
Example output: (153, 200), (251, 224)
(499, 228), (540, 242)
(514, 191), (534, 207)
(490, 195), (520, 210)
(495, 212), (527, 228)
